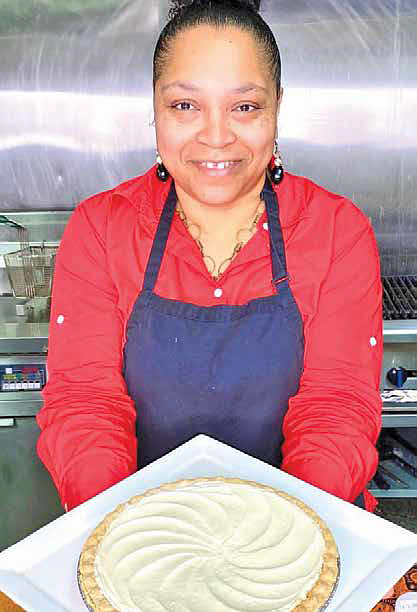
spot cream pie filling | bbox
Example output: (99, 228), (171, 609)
(83, 479), (337, 612)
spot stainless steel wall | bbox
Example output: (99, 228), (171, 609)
(0, 0), (416, 275)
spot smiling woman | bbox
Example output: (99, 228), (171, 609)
(154, 25), (279, 217)
(37, 0), (382, 536)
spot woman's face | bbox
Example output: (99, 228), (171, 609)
(154, 25), (281, 207)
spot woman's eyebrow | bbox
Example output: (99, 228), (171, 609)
(231, 83), (268, 94)
(161, 81), (198, 92)
(161, 81), (267, 94)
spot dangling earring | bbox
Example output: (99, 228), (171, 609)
(270, 141), (284, 184)
(156, 152), (169, 182)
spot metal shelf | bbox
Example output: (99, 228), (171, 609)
(368, 488), (417, 499)
(0, 323), (48, 353)
(382, 400), (417, 426)
(369, 459), (417, 498)
(369, 488), (417, 498)
(382, 413), (417, 427)
(383, 320), (417, 343)
(0, 396), (42, 418)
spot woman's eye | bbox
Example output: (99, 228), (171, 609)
(236, 103), (258, 112)
(173, 102), (196, 111)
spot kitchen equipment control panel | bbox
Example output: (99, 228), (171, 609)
(0, 363), (46, 391)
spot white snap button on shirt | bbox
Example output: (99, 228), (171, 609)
(214, 288), (223, 298)
(263, 222), (269, 230)
(369, 336), (377, 346)
(57, 315), (65, 324)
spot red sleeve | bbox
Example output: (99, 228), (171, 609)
(36, 196), (137, 510)
(281, 201), (382, 511)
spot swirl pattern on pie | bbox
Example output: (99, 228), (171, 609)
(78, 477), (339, 611)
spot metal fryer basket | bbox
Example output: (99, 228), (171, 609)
(4, 245), (57, 298)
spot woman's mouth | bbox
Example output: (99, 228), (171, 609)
(193, 160), (242, 175)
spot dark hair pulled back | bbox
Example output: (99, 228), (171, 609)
(153, 0), (281, 92)
(169, 0), (261, 16)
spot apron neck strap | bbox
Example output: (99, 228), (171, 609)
(142, 180), (177, 292)
(142, 175), (288, 292)
(261, 176), (288, 284)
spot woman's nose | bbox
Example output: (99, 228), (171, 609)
(196, 110), (236, 148)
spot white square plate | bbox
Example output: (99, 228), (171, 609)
(1, 434), (417, 612)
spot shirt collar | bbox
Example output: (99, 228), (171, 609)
(112, 165), (308, 232)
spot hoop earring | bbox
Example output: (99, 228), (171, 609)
(156, 152), (169, 182)
(270, 141), (284, 185)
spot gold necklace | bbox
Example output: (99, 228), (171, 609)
(176, 200), (265, 279)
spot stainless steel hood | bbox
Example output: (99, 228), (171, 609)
(0, 0), (416, 275)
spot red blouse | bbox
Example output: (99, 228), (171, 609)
(37, 166), (383, 511)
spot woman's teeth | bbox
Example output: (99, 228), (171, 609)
(200, 161), (236, 169)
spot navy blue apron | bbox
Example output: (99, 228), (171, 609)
(122, 175), (365, 509)
(123, 175), (303, 468)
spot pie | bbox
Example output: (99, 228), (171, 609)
(78, 477), (339, 611)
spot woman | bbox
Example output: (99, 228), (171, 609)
(37, 0), (382, 512)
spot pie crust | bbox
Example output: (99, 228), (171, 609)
(78, 477), (339, 612)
